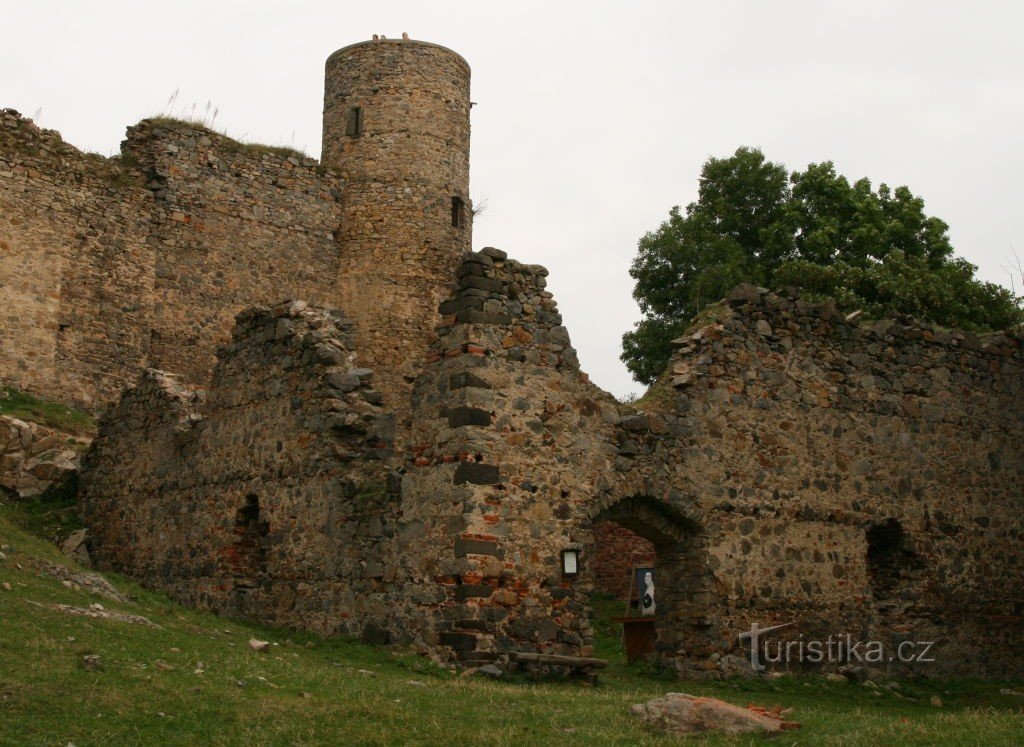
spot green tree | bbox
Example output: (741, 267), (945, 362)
(623, 148), (1023, 385)
(624, 148), (790, 383)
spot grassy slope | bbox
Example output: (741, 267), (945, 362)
(0, 514), (1022, 746)
(0, 387), (96, 438)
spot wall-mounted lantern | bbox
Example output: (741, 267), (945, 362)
(561, 548), (580, 577)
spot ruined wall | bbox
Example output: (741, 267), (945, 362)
(393, 248), (624, 664)
(77, 258), (1024, 678)
(631, 285), (1024, 677)
(396, 264), (1024, 677)
(0, 111), (344, 409)
(123, 121), (344, 384)
(1, 99), (465, 414)
(2, 37), (475, 413)
(22, 27), (1016, 675)
(0, 110), (155, 407)
(324, 39), (473, 407)
(80, 302), (397, 635)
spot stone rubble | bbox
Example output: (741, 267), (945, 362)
(0, 415), (81, 500)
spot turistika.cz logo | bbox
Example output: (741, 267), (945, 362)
(738, 622), (936, 672)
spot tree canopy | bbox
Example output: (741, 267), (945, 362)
(622, 147), (1022, 385)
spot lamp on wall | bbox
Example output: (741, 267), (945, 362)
(561, 548), (580, 577)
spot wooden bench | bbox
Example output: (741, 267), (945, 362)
(508, 651), (608, 683)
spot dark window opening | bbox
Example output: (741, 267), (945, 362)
(451, 196), (465, 228)
(866, 518), (921, 600)
(235, 495), (266, 532)
(345, 106), (363, 137)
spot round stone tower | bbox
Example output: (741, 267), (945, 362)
(323, 38), (472, 407)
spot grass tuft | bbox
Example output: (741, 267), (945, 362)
(143, 116), (309, 161)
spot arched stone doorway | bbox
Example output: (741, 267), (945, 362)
(585, 494), (715, 669)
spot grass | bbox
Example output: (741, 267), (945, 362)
(0, 387), (96, 437)
(3, 478), (82, 545)
(0, 513), (1022, 745)
(143, 116), (309, 161)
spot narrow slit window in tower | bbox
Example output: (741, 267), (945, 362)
(345, 107), (363, 137)
(451, 196), (465, 228)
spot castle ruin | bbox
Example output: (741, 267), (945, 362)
(2, 38), (1022, 677)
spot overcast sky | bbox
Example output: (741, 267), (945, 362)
(3, 1), (1022, 398)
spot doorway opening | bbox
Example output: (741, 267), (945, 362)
(586, 495), (706, 666)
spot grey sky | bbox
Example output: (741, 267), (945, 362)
(3, 0), (1022, 398)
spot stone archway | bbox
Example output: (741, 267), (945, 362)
(585, 494), (717, 669)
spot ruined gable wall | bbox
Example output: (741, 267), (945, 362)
(72, 246), (1023, 676)
(122, 121), (345, 387)
(396, 248), (625, 663)
(80, 302), (396, 635)
(645, 286), (1024, 676)
(0, 110), (155, 408)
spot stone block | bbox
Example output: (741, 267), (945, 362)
(453, 462), (500, 485)
(449, 371), (491, 390)
(727, 283), (764, 305)
(324, 371), (361, 392)
(455, 584), (495, 601)
(454, 537), (503, 559)
(454, 309), (512, 325)
(445, 406), (492, 427)
(619, 414), (649, 432)
(458, 275), (504, 293)
(479, 246), (507, 261)
(439, 296), (484, 315)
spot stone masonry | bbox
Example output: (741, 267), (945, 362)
(1, 37), (471, 415)
(325, 41), (472, 404)
(80, 302), (397, 635)
(81, 251), (1024, 678)
(6, 38), (1024, 678)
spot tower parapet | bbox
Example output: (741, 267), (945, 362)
(323, 38), (472, 406)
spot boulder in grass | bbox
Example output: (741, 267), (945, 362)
(630, 692), (799, 736)
(61, 529), (91, 567)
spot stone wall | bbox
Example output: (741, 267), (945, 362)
(122, 121), (345, 385)
(26, 30), (1014, 674)
(0, 110), (154, 408)
(0, 109), (350, 410)
(1, 37), (475, 415)
(80, 302), (396, 635)
(391, 266), (1024, 676)
(395, 248), (625, 663)
(595, 284), (1024, 677)
(77, 247), (1024, 677)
